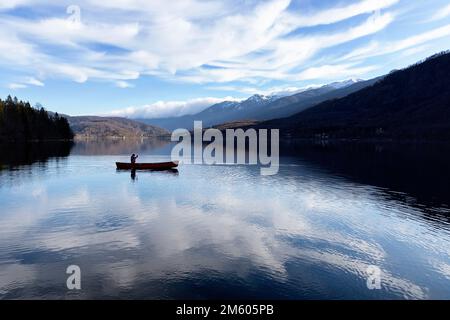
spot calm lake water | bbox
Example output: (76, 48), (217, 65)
(0, 139), (449, 299)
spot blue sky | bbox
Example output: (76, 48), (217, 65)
(0, 0), (450, 118)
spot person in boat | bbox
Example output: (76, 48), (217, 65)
(131, 154), (138, 164)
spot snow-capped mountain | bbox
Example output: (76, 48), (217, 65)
(326, 78), (364, 89)
(138, 78), (376, 130)
(246, 94), (278, 103)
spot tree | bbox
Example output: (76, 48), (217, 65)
(0, 97), (74, 141)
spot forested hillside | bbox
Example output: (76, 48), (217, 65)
(260, 51), (450, 140)
(0, 96), (73, 141)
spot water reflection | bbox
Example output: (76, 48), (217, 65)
(0, 141), (73, 167)
(72, 138), (170, 155)
(280, 141), (450, 226)
(0, 142), (73, 189)
(0, 139), (449, 299)
(116, 168), (180, 182)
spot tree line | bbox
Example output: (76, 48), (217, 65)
(0, 96), (74, 141)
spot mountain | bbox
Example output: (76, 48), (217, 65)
(68, 116), (169, 139)
(248, 78), (378, 121)
(138, 100), (242, 131)
(138, 79), (374, 130)
(213, 120), (261, 131)
(259, 51), (450, 140)
(136, 96), (272, 130)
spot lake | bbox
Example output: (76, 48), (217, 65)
(0, 139), (449, 299)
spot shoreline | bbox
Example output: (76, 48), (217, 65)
(2, 136), (450, 144)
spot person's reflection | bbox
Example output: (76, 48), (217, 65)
(131, 169), (137, 181)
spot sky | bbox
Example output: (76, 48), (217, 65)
(0, 0), (450, 118)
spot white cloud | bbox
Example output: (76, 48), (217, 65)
(0, 30), (37, 65)
(176, 12), (393, 84)
(277, 0), (399, 29)
(270, 12), (394, 70)
(6, 77), (45, 90)
(429, 4), (450, 22)
(6, 17), (140, 48)
(0, 0), (398, 86)
(25, 77), (44, 87)
(400, 44), (431, 57)
(0, 0), (31, 10)
(343, 23), (450, 61)
(115, 80), (134, 88)
(295, 64), (377, 81)
(208, 84), (323, 97)
(8, 83), (27, 89)
(106, 96), (243, 119)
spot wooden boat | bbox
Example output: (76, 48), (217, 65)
(116, 161), (179, 170)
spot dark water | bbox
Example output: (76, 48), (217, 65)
(0, 139), (449, 300)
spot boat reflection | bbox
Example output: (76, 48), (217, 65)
(116, 168), (179, 181)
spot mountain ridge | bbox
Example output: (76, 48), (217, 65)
(137, 78), (373, 130)
(257, 51), (450, 141)
(68, 116), (170, 139)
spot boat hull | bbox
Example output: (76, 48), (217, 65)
(116, 161), (179, 170)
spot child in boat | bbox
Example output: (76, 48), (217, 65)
(131, 154), (138, 164)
